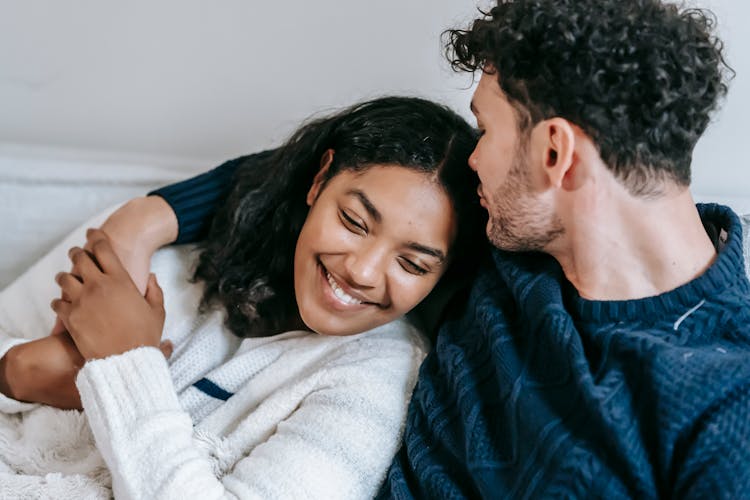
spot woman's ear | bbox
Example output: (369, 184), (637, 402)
(306, 149), (335, 206)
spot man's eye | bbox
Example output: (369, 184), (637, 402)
(340, 210), (366, 233)
(399, 258), (428, 276)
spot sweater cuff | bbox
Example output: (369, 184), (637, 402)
(76, 346), (181, 430)
(148, 159), (240, 244)
(0, 336), (40, 413)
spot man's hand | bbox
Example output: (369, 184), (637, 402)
(51, 230), (167, 361)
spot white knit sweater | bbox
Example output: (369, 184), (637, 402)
(0, 210), (428, 499)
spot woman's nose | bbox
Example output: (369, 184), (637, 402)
(344, 244), (387, 288)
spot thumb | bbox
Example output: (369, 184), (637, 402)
(144, 273), (164, 310)
(50, 317), (67, 336)
(159, 340), (173, 359)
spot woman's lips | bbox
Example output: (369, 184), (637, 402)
(317, 262), (373, 312)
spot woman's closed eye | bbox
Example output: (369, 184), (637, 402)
(340, 209), (367, 234)
(398, 257), (428, 276)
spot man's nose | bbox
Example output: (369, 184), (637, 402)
(468, 149), (479, 171)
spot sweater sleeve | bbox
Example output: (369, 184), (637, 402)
(148, 149), (275, 244)
(76, 335), (425, 500)
(674, 378), (750, 499)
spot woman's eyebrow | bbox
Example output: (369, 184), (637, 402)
(406, 242), (446, 263)
(346, 189), (382, 223)
(345, 189), (445, 262)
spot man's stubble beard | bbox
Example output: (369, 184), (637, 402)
(486, 140), (565, 252)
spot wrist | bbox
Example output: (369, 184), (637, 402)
(102, 196), (178, 253)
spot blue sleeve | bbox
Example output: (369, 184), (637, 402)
(675, 379), (750, 499)
(148, 149), (275, 244)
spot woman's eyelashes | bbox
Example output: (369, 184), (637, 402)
(338, 208), (431, 277)
(340, 209), (367, 234)
(398, 258), (429, 276)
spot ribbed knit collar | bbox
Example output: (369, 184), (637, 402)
(568, 203), (747, 323)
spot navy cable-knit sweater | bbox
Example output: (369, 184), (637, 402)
(381, 203), (750, 499)
(152, 160), (750, 499)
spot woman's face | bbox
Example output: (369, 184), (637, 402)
(293, 164), (457, 336)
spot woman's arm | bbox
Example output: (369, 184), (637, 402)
(76, 346), (419, 500)
(0, 152), (265, 410)
(54, 236), (424, 499)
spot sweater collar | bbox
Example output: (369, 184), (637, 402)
(488, 204), (747, 325)
(567, 203), (747, 323)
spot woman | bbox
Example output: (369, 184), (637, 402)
(0, 96), (485, 499)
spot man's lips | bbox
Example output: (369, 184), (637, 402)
(477, 186), (488, 208)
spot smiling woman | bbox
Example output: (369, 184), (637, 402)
(0, 96), (487, 499)
(191, 96), (486, 340)
(295, 166), (457, 336)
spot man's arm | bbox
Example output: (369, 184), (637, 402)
(674, 378), (750, 499)
(148, 150), (275, 245)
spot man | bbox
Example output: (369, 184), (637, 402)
(4, 0), (749, 497)
(380, 0), (750, 497)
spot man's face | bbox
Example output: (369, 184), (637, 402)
(469, 71), (564, 251)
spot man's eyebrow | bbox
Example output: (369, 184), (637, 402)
(406, 242), (446, 263)
(346, 189), (382, 224)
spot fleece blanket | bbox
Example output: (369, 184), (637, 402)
(0, 208), (118, 499)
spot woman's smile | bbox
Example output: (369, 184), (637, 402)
(318, 260), (378, 312)
(294, 166), (456, 336)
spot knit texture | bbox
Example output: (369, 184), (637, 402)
(0, 212), (428, 499)
(380, 204), (750, 499)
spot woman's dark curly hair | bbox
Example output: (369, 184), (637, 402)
(446, 0), (733, 195)
(194, 96), (486, 338)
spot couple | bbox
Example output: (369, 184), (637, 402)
(2, 0), (749, 498)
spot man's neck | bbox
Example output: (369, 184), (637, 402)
(550, 189), (717, 301)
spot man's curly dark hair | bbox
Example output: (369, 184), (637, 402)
(446, 0), (733, 195)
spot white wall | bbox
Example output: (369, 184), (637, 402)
(0, 0), (478, 169)
(0, 0), (747, 192)
(690, 0), (750, 198)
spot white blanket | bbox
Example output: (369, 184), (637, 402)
(0, 209), (117, 500)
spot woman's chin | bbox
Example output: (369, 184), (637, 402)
(298, 310), (386, 337)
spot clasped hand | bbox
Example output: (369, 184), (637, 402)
(0, 212), (173, 410)
(51, 228), (166, 361)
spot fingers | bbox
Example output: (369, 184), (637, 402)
(86, 229), (126, 277)
(55, 271), (83, 301)
(68, 247), (102, 282)
(145, 273), (164, 311)
(50, 298), (72, 327)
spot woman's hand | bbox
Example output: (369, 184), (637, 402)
(50, 196), (178, 336)
(51, 229), (168, 361)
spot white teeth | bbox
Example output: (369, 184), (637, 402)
(326, 271), (363, 305)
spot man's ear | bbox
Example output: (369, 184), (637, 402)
(306, 149), (335, 206)
(536, 118), (576, 189)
